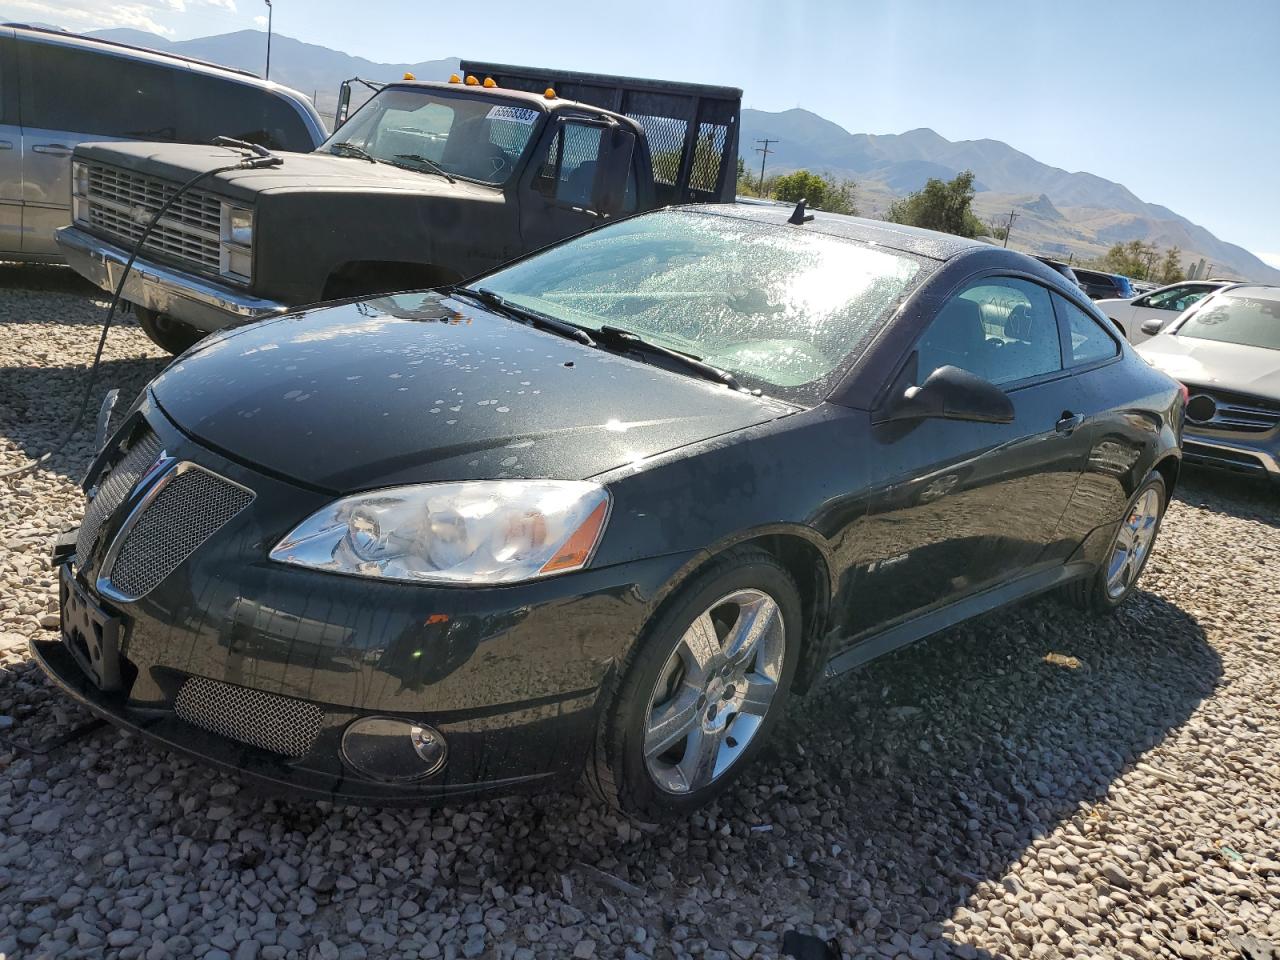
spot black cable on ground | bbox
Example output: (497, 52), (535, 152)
(0, 160), (248, 482)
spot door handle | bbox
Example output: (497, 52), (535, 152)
(0, 140), (13, 151)
(1055, 412), (1084, 435)
(32, 144), (72, 156)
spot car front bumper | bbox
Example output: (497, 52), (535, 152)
(55, 225), (288, 333)
(1181, 426), (1280, 480)
(37, 401), (694, 805)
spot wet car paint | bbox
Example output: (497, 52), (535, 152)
(39, 212), (1185, 803)
(151, 291), (795, 492)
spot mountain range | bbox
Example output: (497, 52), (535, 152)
(84, 27), (1276, 283)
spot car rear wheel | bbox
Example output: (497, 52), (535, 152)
(1066, 471), (1167, 613)
(136, 307), (203, 355)
(587, 548), (801, 819)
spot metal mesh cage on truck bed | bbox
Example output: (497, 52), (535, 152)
(460, 61), (741, 206)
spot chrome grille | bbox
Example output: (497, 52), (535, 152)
(174, 677), (322, 758)
(1185, 387), (1280, 434)
(105, 466), (253, 600)
(79, 162), (225, 276)
(75, 429), (164, 570)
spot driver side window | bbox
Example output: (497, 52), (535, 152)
(534, 121), (604, 207)
(917, 278), (1062, 386)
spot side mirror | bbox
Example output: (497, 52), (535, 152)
(1140, 317), (1166, 336)
(882, 365), (1015, 425)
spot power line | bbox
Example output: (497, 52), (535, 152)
(754, 138), (778, 195)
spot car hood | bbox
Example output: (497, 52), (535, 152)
(75, 141), (491, 205)
(1137, 334), (1280, 403)
(149, 292), (794, 492)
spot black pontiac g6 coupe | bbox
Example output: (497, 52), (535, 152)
(37, 205), (1184, 817)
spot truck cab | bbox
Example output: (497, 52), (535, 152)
(56, 63), (741, 353)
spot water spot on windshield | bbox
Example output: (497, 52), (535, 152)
(496, 406), (510, 413)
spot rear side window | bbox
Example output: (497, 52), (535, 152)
(176, 72), (313, 150)
(1055, 294), (1119, 366)
(918, 277), (1061, 386)
(534, 121), (604, 206)
(20, 41), (178, 139)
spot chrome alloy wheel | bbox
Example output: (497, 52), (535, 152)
(1105, 487), (1162, 599)
(643, 589), (786, 794)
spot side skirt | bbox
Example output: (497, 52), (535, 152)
(823, 561), (1094, 679)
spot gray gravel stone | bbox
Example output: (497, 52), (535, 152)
(1, 270), (1278, 960)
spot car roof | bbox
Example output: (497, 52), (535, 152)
(1218, 283), (1280, 301)
(675, 203), (993, 261)
(5, 23), (262, 78)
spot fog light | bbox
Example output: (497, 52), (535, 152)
(341, 717), (447, 781)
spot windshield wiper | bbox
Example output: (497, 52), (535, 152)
(595, 325), (743, 391)
(449, 287), (595, 346)
(329, 141), (379, 163)
(393, 154), (457, 183)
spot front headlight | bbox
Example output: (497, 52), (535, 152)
(227, 206), (253, 247)
(72, 160), (89, 198)
(269, 480), (611, 585)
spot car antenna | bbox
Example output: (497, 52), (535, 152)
(788, 198), (814, 225)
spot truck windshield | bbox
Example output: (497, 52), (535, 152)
(321, 88), (541, 185)
(471, 209), (924, 404)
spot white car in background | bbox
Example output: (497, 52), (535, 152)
(1097, 280), (1233, 344)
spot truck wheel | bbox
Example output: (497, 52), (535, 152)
(586, 548), (801, 819)
(136, 307), (203, 355)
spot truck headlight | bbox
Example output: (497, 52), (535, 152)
(72, 160), (89, 198)
(226, 206), (253, 246)
(269, 480), (611, 585)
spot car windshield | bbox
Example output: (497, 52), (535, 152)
(320, 87), (541, 185)
(1177, 289), (1280, 351)
(472, 210), (924, 403)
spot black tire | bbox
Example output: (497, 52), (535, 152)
(136, 307), (203, 355)
(586, 547), (802, 819)
(1065, 471), (1167, 613)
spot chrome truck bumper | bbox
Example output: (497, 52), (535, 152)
(55, 225), (287, 333)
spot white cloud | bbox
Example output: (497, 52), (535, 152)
(1255, 251), (1280, 270)
(253, 13), (266, 26)
(0, 1), (177, 35)
(0, 0), (242, 35)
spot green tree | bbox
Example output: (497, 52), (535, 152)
(1101, 240), (1159, 279)
(772, 170), (831, 207)
(885, 170), (985, 238)
(1155, 246), (1185, 284)
(768, 169), (858, 215)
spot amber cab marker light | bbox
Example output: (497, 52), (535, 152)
(544, 87), (557, 99)
(482, 77), (497, 88)
(403, 72), (416, 80)
(464, 75), (479, 86)
(540, 500), (609, 574)
(448, 73), (462, 84)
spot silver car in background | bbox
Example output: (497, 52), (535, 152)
(1137, 284), (1280, 486)
(0, 24), (325, 261)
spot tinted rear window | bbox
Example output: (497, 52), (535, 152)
(176, 72), (314, 150)
(18, 39), (314, 151)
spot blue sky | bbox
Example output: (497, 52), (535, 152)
(11, 0), (1279, 265)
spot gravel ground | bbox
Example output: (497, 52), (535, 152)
(1, 265), (1277, 960)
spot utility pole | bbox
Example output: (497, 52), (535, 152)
(263, 0), (273, 80)
(1002, 209), (1019, 248)
(754, 138), (778, 195)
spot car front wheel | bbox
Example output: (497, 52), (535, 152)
(587, 548), (801, 819)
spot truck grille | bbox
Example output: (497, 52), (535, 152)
(78, 162), (226, 277)
(1184, 387), (1280, 434)
(105, 466), (253, 600)
(75, 429), (164, 571)
(174, 676), (322, 758)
